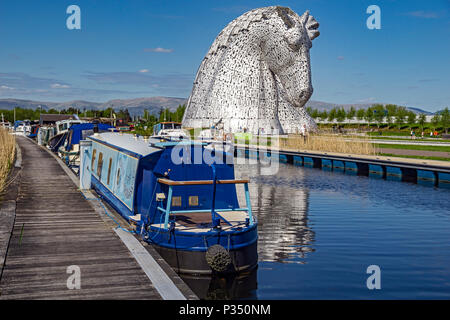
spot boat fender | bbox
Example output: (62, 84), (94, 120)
(205, 244), (231, 273)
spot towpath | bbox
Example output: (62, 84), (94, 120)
(0, 136), (195, 300)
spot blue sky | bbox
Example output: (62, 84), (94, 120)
(0, 0), (448, 112)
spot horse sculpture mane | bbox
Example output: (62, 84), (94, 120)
(182, 6), (320, 134)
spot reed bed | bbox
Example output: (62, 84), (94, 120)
(0, 127), (15, 193)
(279, 133), (376, 156)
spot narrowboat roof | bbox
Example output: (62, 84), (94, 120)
(88, 132), (162, 157)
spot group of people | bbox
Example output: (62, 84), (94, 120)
(410, 130), (440, 139)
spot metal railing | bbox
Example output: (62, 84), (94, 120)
(156, 178), (254, 229)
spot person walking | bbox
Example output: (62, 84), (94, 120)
(301, 124), (308, 143)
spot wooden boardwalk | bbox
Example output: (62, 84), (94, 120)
(0, 137), (176, 299)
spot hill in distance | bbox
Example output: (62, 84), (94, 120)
(0, 97), (435, 115)
(0, 97), (187, 117)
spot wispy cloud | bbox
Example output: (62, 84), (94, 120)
(144, 47), (173, 53)
(418, 78), (439, 83)
(0, 72), (71, 90)
(0, 85), (15, 90)
(337, 56), (345, 61)
(404, 10), (444, 19)
(83, 71), (193, 91)
(212, 6), (252, 14)
(0, 72), (148, 100)
(51, 83), (70, 89)
(0, 71), (192, 101)
(356, 97), (376, 103)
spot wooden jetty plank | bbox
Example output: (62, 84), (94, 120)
(0, 136), (163, 300)
(114, 228), (186, 300)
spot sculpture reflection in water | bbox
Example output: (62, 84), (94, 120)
(181, 162), (315, 299)
(236, 162), (315, 263)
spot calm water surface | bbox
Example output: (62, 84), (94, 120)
(182, 162), (450, 299)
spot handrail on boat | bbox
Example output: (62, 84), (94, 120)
(157, 178), (249, 186)
(156, 177), (254, 229)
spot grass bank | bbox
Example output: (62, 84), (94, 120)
(0, 128), (15, 193)
(379, 153), (450, 162)
(374, 143), (450, 153)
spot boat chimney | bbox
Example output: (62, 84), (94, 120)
(93, 123), (99, 136)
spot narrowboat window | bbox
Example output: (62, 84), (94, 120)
(91, 149), (97, 169)
(116, 168), (121, 185)
(107, 158), (112, 185)
(172, 196), (182, 207)
(97, 152), (103, 178)
(189, 196), (199, 206)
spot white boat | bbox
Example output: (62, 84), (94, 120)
(152, 122), (190, 140)
(55, 119), (87, 135)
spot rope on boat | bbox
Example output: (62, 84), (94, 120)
(146, 221), (249, 251)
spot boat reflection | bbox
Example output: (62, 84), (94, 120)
(180, 269), (258, 300)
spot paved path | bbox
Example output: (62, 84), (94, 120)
(346, 138), (450, 147)
(0, 136), (186, 299)
(378, 148), (450, 158)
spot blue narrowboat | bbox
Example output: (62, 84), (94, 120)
(80, 132), (258, 275)
(58, 122), (115, 167)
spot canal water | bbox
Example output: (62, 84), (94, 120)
(181, 161), (450, 299)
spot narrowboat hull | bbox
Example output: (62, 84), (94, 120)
(147, 226), (258, 275)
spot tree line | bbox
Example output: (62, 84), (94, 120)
(0, 105), (186, 126)
(307, 104), (449, 133)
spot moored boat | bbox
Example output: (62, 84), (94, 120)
(152, 121), (190, 140)
(79, 132), (258, 275)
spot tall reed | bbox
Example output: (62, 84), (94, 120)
(279, 134), (376, 156)
(0, 127), (16, 193)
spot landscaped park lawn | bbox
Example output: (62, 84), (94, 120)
(374, 144), (450, 153)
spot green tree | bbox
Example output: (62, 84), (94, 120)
(310, 108), (319, 119)
(346, 106), (356, 121)
(431, 114), (440, 130)
(356, 108), (365, 122)
(319, 110), (328, 122)
(385, 104), (397, 128)
(395, 107), (407, 129)
(440, 107), (450, 134)
(372, 104), (385, 128)
(364, 108), (374, 125)
(407, 111), (417, 128)
(327, 108), (337, 122)
(336, 107), (346, 124)
(417, 114), (426, 131)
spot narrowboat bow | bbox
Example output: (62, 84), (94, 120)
(80, 132), (258, 275)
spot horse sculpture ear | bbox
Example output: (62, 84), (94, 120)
(298, 11), (320, 40)
(306, 13), (320, 40)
